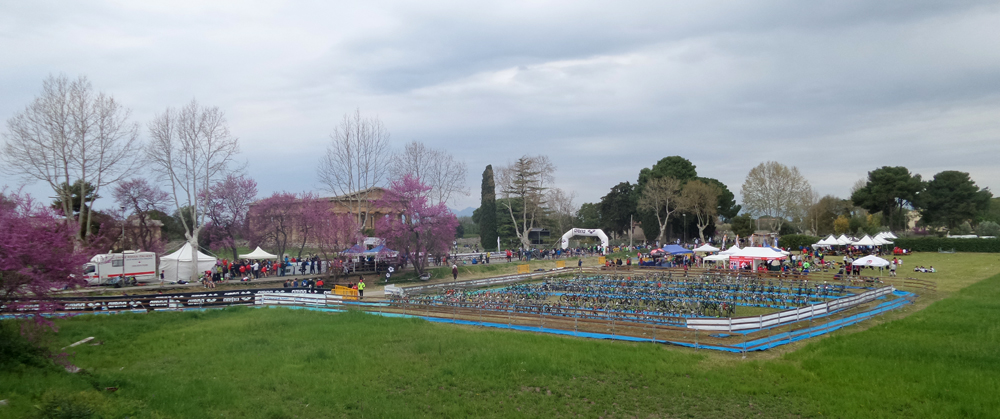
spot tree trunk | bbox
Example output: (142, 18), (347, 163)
(187, 233), (200, 282)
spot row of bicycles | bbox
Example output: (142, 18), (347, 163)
(389, 272), (864, 324)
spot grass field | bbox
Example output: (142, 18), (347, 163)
(2, 252), (999, 418)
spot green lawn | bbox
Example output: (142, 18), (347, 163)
(2, 253), (999, 418)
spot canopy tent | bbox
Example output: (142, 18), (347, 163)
(730, 246), (787, 272)
(719, 244), (742, 255)
(239, 246), (277, 260)
(816, 235), (840, 246)
(872, 236), (892, 246)
(836, 234), (854, 245)
(649, 248), (666, 256)
(703, 254), (729, 262)
(363, 244), (399, 272)
(692, 244), (720, 253)
(661, 244), (693, 255)
(852, 255), (890, 267)
(341, 244), (367, 257)
(852, 235), (878, 246)
(764, 245), (790, 255)
(876, 231), (898, 240)
(160, 243), (217, 283)
(364, 244), (399, 258)
(731, 247), (787, 259)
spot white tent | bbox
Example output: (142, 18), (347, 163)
(731, 247), (788, 259)
(816, 235), (839, 246)
(766, 246), (791, 255)
(693, 244), (720, 253)
(239, 246), (277, 260)
(872, 236), (892, 246)
(703, 254), (729, 262)
(852, 235), (878, 246)
(877, 231), (898, 239)
(836, 234), (854, 245)
(719, 245), (742, 255)
(161, 243), (217, 283)
(852, 255), (890, 267)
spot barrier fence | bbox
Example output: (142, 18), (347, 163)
(4, 267), (928, 353)
(1, 288), (325, 316)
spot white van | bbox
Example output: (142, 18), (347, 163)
(83, 251), (158, 286)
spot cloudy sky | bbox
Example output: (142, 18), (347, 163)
(2, 0), (999, 213)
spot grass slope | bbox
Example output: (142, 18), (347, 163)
(2, 253), (999, 418)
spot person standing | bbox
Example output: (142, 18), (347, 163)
(357, 277), (365, 299)
(452, 264), (459, 280)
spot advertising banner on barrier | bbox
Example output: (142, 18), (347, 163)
(3, 288), (331, 315)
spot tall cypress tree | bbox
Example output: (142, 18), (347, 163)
(480, 165), (498, 250)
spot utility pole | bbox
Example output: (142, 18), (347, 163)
(629, 214), (633, 249)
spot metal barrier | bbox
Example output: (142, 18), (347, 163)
(396, 267), (575, 296)
(255, 292), (347, 307)
(686, 286), (895, 331)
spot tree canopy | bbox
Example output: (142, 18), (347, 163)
(637, 156), (697, 189)
(918, 170), (991, 229)
(375, 174), (458, 276)
(740, 161), (812, 232)
(599, 181), (637, 236)
(697, 177), (740, 222)
(479, 165), (498, 251)
(851, 166), (923, 231)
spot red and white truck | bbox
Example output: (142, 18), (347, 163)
(83, 251), (158, 286)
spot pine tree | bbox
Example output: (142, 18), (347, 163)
(480, 165), (498, 250)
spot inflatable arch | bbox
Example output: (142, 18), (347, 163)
(560, 228), (609, 254)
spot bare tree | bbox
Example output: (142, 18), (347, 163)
(390, 141), (468, 205)
(740, 161), (813, 233)
(546, 187), (577, 235)
(637, 177), (682, 244)
(1, 75), (139, 243)
(147, 100), (241, 280)
(318, 109), (391, 231)
(496, 155), (554, 249)
(113, 178), (170, 254)
(678, 180), (720, 243)
(801, 187), (821, 235)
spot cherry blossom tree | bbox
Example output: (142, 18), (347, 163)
(375, 174), (458, 276)
(201, 174), (258, 261)
(246, 192), (298, 259)
(0, 190), (90, 317)
(301, 196), (359, 280)
(113, 178), (170, 255)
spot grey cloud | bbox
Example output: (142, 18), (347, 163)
(2, 0), (999, 212)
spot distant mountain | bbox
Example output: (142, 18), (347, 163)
(451, 206), (476, 217)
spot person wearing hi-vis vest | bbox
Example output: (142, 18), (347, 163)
(357, 277), (365, 299)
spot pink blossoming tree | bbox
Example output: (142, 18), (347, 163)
(246, 192), (299, 259)
(201, 174), (258, 261)
(375, 174), (458, 276)
(0, 190), (90, 316)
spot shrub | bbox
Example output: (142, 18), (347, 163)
(951, 221), (974, 235)
(779, 234), (820, 250)
(0, 321), (52, 371)
(976, 221), (1000, 237)
(36, 392), (96, 419)
(893, 237), (1000, 253)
